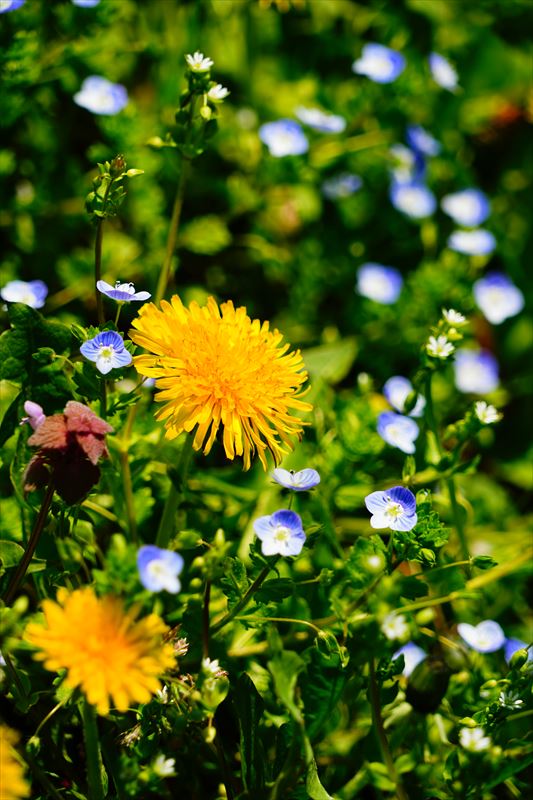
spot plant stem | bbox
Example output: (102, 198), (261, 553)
(155, 157), (190, 304)
(368, 659), (409, 800)
(424, 373), (471, 572)
(203, 579), (211, 658)
(211, 558), (279, 635)
(94, 180), (113, 327)
(155, 434), (195, 548)
(3, 482), (55, 605)
(99, 378), (107, 420)
(114, 302), (123, 328)
(81, 698), (105, 800)
(119, 449), (138, 543)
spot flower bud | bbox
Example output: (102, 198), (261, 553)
(200, 105), (212, 121)
(458, 717), (477, 728)
(110, 154), (126, 177)
(509, 649), (529, 670)
(405, 656), (451, 713)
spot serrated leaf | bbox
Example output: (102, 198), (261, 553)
(220, 557), (248, 610)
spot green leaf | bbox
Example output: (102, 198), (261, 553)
(301, 649), (347, 741)
(0, 391), (22, 447)
(268, 650), (305, 721)
(303, 338), (358, 385)
(220, 557), (248, 610)
(0, 539), (24, 568)
(366, 761), (397, 791)
(233, 673), (266, 796)
(254, 578), (294, 604)
(306, 754), (334, 800)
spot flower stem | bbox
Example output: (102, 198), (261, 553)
(155, 434), (195, 548)
(81, 698), (105, 800)
(155, 157), (190, 304)
(211, 558), (279, 635)
(424, 373), (471, 573)
(368, 659), (409, 800)
(99, 378), (107, 420)
(119, 449), (138, 543)
(3, 482), (55, 605)
(94, 180), (113, 327)
(203, 579), (211, 658)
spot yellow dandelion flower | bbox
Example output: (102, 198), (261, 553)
(25, 587), (176, 716)
(129, 296), (312, 469)
(0, 725), (30, 800)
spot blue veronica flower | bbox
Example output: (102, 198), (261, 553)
(457, 620), (506, 653)
(272, 468), (321, 491)
(441, 189), (490, 227)
(393, 642), (427, 677)
(504, 638), (532, 664)
(97, 280), (151, 303)
(447, 229), (496, 255)
(74, 76), (128, 116)
(80, 330), (133, 375)
(389, 144), (426, 184)
(406, 125), (441, 157)
(390, 181), (436, 219)
(322, 173), (363, 199)
(0, 279), (48, 308)
(295, 106), (346, 133)
(0, 0), (26, 12)
(356, 263), (403, 304)
(253, 509), (306, 557)
(352, 43), (405, 84)
(383, 376), (425, 418)
(429, 53), (458, 91)
(454, 349), (499, 394)
(259, 120), (309, 157)
(72, 0), (100, 6)
(377, 412), (419, 454)
(365, 485), (417, 531)
(137, 545), (184, 594)
(473, 272), (524, 325)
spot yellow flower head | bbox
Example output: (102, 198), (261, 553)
(0, 725), (30, 800)
(129, 296), (312, 469)
(25, 587), (176, 716)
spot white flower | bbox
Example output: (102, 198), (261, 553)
(156, 686), (169, 704)
(459, 726), (491, 752)
(381, 613), (410, 642)
(474, 401), (501, 425)
(185, 51), (214, 72)
(207, 83), (229, 103)
(426, 335), (455, 359)
(499, 690), (523, 710)
(443, 309), (467, 326)
(152, 755), (176, 778)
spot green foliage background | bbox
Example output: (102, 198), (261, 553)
(0, 2), (532, 799)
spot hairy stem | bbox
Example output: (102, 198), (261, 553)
(155, 434), (195, 548)
(3, 482), (55, 604)
(368, 659), (409, 800)
(81, 699), (105, 800)
(425, 372), (471, 572)
(155, 158), (190, 304)
(211, 558), (279, 635)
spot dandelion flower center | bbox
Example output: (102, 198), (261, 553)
(25, 587), (176, 716)
(129, 296), (312, 469)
